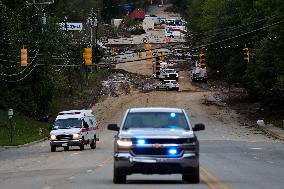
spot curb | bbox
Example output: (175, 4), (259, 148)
(257, 125), (284, 141)
(2, 137), (48, 149)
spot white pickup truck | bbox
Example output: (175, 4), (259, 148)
(191, 67), (208, 82)
(159, 68), (179, 81)
(156, 80), (179, 91)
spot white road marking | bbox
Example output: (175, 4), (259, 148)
(86, 169), (93, 173)
(71, 152), (79, 156)
(267, 161), (274, 164)
(249, 147), (263, 150)
(67, 176), (75, 180)
(42, 187), (52, 189)
(253, 156), (259, 160)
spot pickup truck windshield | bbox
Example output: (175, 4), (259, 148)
(53, 118), (82, 129)
(123, 112), (189, 130)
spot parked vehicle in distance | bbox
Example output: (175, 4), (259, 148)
(108, 107), (205, 183)
(159, 68), (179, 81)
(156, 80), (179, 91)
(49, 109), (99, 152)
(173, 48), (184, 58)
(191, 65), (208, 82)
(184, 52), (192, 59)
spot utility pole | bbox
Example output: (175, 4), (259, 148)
(26, 0), (54, 33)
(94, 11), (99, 71)
(87, 9), (94, 72)
(87, 8), (99, 71)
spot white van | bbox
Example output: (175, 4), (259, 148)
(49, 109), (99, 152)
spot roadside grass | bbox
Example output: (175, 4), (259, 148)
(0, 69), (108, 146)
(0, 110), (49, 146)
(265, 116), (284, 130)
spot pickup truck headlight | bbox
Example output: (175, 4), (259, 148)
(73, 133), (81, 139)
(50, 134), (56, 140)
(117, 138), (132, 148)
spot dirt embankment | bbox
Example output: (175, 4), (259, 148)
(91, 61), (276, 142)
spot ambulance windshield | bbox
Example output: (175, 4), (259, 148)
(53, 118), (82, 129)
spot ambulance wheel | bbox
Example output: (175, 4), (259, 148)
(80, 140), (85, 150)
(90, 136), (96, 149)
(51, 146), (56, 152)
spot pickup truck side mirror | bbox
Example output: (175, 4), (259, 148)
(193, 123), (205, 131)
(108, 124), (119, 131)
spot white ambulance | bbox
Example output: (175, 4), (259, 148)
(49, 109), (99, 152)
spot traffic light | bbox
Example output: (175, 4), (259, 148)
(243, 48), (249, 63)
(111, 48), (115, 57)
(160, 52), (164, 61)
(199, 52), (206, 66)
(155, 57), (161, 76)
(21, 47), (27, 67)
(84, 47), (92, 66)
(138, 50), (142, 59)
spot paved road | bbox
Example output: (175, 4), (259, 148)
(1, 4), (284, 189)
(0, 131), (283, 189)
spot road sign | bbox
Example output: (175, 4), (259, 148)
(59, 22), (83, 31)
(124, 3), (134, 11)
(100, 37), (108, 44)
(8, 109), (13, 119)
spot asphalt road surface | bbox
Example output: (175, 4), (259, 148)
(0, 130), (283, 189)
(1, 4), (283, 189)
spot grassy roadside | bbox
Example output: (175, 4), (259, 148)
(0, 110), (49, 146)
(0, 69), (109, 146)
(262, 113), (284, 130)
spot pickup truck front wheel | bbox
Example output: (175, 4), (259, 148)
(113, 168), (126, 184)
(51, 146), (56, 152)
(182, 167), (200, 183)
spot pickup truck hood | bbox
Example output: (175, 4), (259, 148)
(50, 128), (81, 135)
(119, 128), (194, 139)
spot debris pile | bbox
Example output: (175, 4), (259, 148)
(100, 70), (156, 97)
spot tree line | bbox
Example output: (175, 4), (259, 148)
(171, 0), (284, 109)
(0, 0), (148, 118)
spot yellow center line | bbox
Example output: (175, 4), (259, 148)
(200, 171), (218, 189)
(201, 167), (231, 189)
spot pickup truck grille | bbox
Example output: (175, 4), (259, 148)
(56, 134), (72, 140)
(134, 138), (194, 144)
(132, 148), (182, 156)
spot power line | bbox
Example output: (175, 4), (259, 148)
(200, 19), (284, 48)
(186, 12), (284, 42)
(0, 49), (39, 77)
